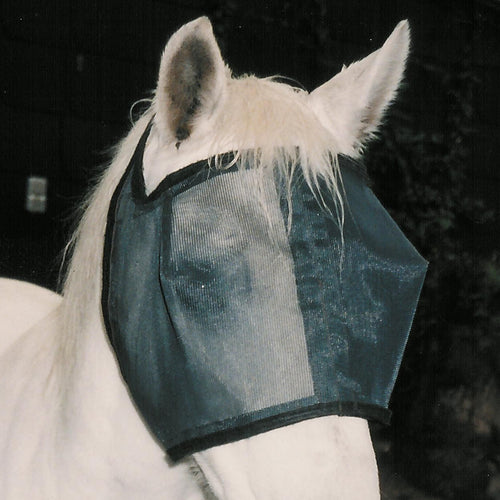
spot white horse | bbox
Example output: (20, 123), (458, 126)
(1, 17), (410, 499)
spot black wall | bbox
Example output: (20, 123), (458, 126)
(1, 0), (499, 289)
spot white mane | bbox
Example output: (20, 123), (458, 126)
(59, 111), (155, 385)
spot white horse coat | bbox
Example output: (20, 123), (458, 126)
(1, 17), (411, 499)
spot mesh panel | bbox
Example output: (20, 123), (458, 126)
(162, 169), (314, 413)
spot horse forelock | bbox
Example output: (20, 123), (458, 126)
(150, 73), (345, 206)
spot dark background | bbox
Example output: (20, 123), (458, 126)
(1, 1), (499, 498)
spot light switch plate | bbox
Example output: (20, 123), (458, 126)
(26, 176), (48, 213)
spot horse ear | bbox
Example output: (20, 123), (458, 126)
(309, 20), (410, 155)
(155, 17), (227, 144)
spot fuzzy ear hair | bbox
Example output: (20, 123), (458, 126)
(155, 17), (227, 145)
(309, 20), (410, 156)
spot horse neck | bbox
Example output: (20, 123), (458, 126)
(56, 291), (166, 454)
(0, 305), (200, 499)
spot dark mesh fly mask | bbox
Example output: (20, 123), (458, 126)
(102, 123), (427, 460)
